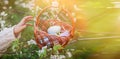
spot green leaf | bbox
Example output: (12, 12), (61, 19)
(11, 39), (19, 52)
(53, 44), (63, 52)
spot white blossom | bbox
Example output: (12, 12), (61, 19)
(0, 11), (8, 16)
(52, 1), (59, 7)
(50, 55), (59, 59)
(43, 12), (48, 16)
(26, 1), (35, 10)
(47, 48), (52, 51)
(4, 0), (9, 5)
(21, 3), (26, 8)
(50, 7), (58, 11)
(42, 46), (47, 50)
(15, 1), (19, 5)
(19, 0), (23, 2)
(19, 0), (35, 10)
(72, 12), (75, 16)
(37, 50), (44, 56)
(43, 17), (47, 20)
(74, 4), (80, 10)
(50, 55), (54, 59)
(35, 6), (42, 14)
(59, 55), (66, 59)
(56, 16), (60, 21)
(37, 46), (47, 56)
(2, 6), (7, 10)
(66, 52), (72, 57)
(112, 2), (120, 8)
(50, 55), (66, 59)
(0, 20), (5, 29)
(9, 6), (12, 9)
(27, 39), (36, 45)
(20, 51), (22, 54)
(70, 49), (75, 51)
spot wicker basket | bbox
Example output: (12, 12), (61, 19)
(34, 6), (75, 49)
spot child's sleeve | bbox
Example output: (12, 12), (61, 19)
(0, 26), (21, 56)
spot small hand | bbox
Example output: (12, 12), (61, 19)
(14, 16), (33, 37)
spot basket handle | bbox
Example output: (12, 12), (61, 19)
(35, 6), (75, 37)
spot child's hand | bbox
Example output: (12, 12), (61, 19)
(14, 16), (33, 37)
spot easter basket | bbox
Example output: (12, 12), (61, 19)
(34, 6), (75, 49)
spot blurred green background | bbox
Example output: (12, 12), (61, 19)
(1, 0), (120, 59)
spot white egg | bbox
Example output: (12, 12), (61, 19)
(47, 26), (61, 35)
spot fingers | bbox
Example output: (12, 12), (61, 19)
(18, 16), (33, 26)
(20, 25), (27, 31)
(26, 23), (33, 26)
(14, 16), (33, 37)
(22, 16), (33, 23)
